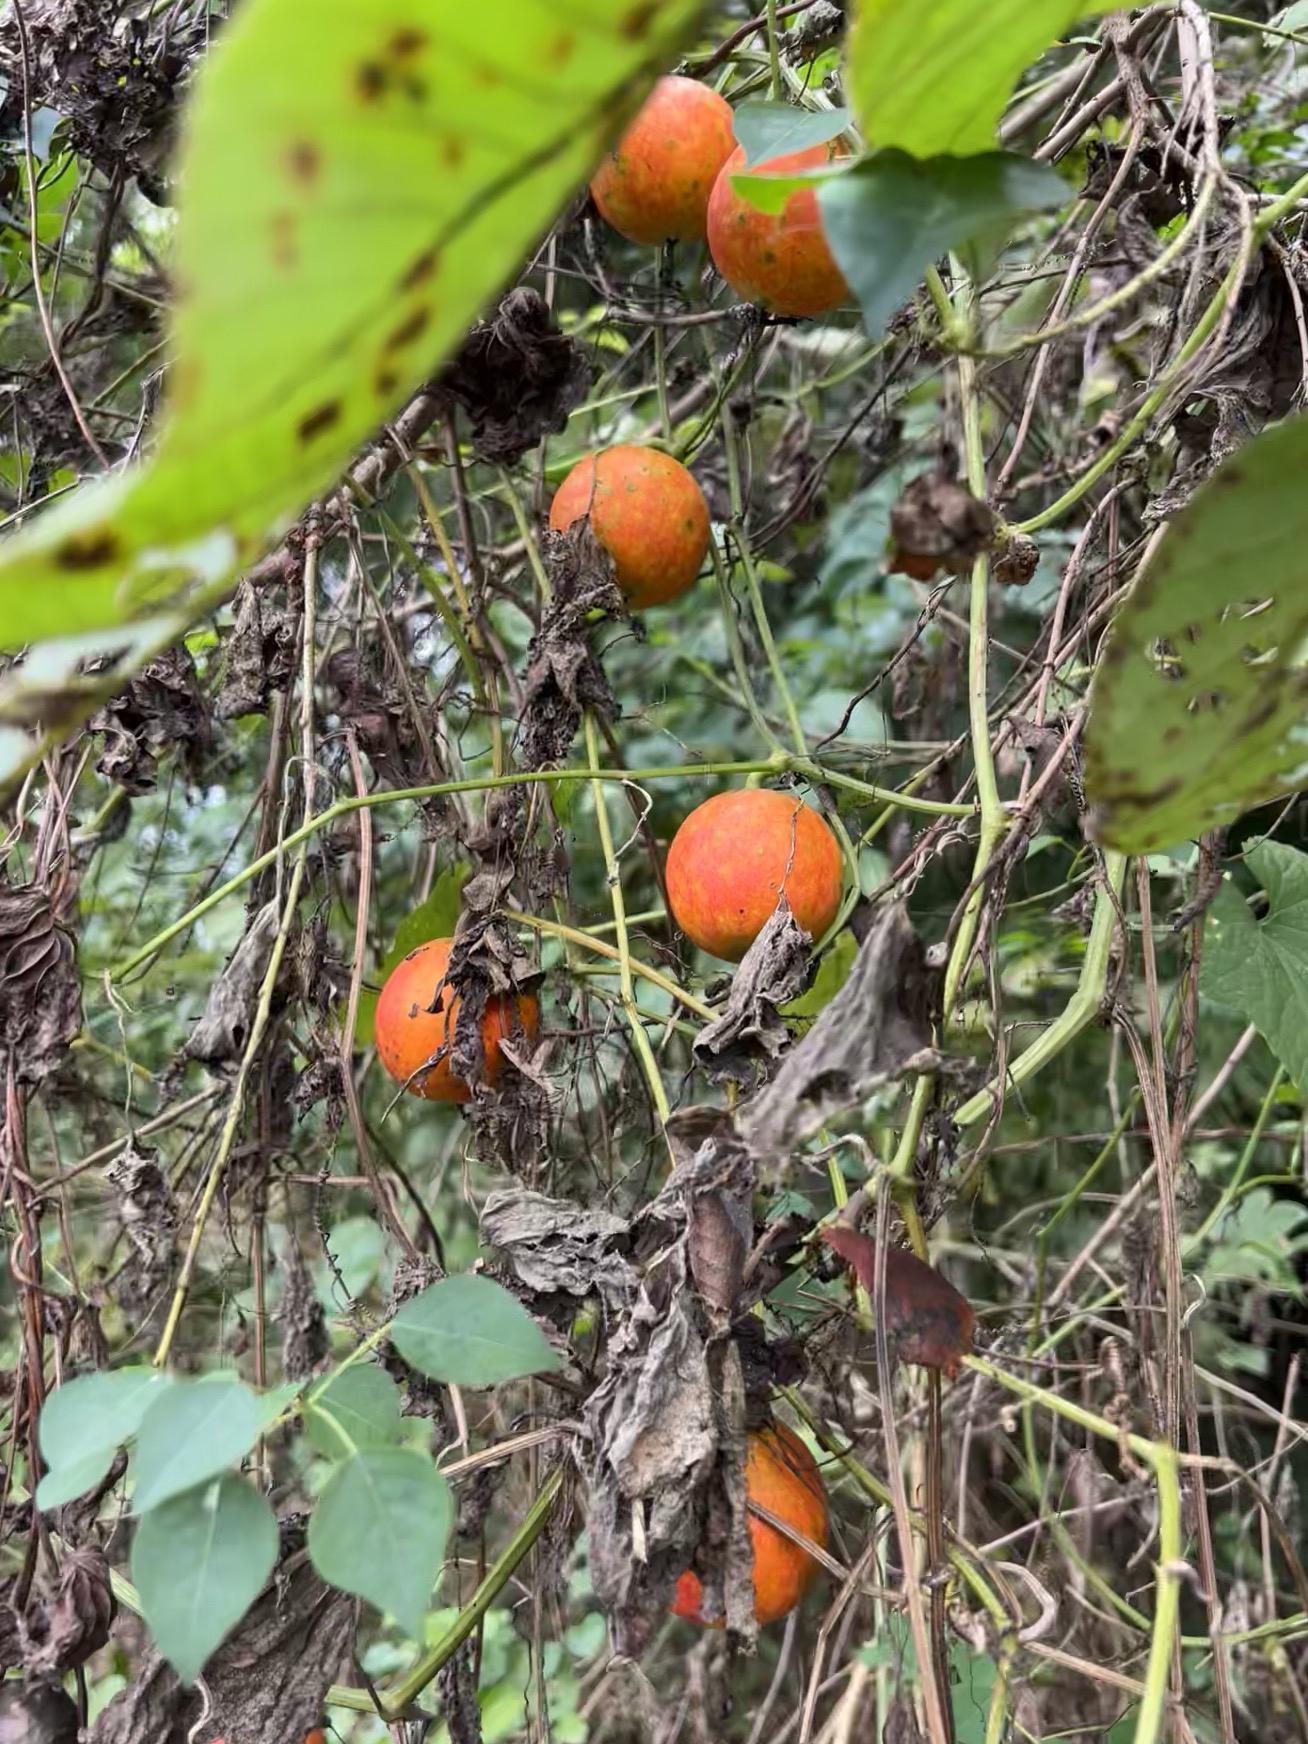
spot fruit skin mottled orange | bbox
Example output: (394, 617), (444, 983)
(591, 75), (736, 245)
(672, 1423), (829, 1627)
(373, 937), (539, 1104)
(706, 141), (849, 318)
(665, 788), (843, 962)
(549, 445), (710, 610)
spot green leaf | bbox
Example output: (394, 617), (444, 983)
(307, 1446), (452, 1634)
(1084, 417), (1308, 854)
(391, 1273), (560, 1386)
(37, 1368), (172, 1510)
(132, 1377), (262, 1512)
(733, 101), (850, 168)
(1272, 2), (1308, 36)
(847, 0), (1120, 158)
(305, 1363), (404, 1459)
(132, 1475), (278, 1684)
(1202, 842), (1308, 1090)
(818, 149), (1066, 337)
(356, 863), (472, 1048)
(781, 928), (858, 1020)
(321, 1214), (386, 1300)
(1205, 1188), (1308, 1289)
(0, 0), (702, 651)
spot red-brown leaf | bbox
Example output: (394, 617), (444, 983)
(821, 1226), (974, 1377)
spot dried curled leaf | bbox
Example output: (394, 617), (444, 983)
(692, 899), (812, 1086)
(439, 286), (594, 464)
(0, 881), (81, 1087)
(481, 1188), (635, 1307)
(822, 1225), (974, 1377)
(21, 1548), (116, 1676)
(741, 903), (935, 1157)
(887, 470), (995, 581)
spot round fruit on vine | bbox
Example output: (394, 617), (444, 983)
(373, 936), (538, 1104)
(591, 75), (736, 245)
(665, 788), (843, 962)
(549, 445), (710, 609)
(706, 142), (848, 318)
(673, 1422), (829, 1627)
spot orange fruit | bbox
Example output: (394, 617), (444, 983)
(591, 75), (736, 245)
(548, 445), (709, 610)
(707, 142), (849, 318)
(665, 788), (843, 962)
(373, 937), (538, 1104)
(673, 1423), (829, 1627)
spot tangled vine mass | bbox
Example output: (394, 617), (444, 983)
(2, 4), (1308, 1744)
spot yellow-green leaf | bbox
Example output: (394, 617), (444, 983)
(0, 0), (702, 649)
(847, 0), (1119, 158)
(1084, 416), (1308, 854)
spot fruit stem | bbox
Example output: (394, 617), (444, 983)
(583, 712), (673, 1130)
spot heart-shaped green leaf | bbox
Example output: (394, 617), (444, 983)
(391, 1273), (560, 1386)
(132, 1475), (278, 1684)
(307, 1446), (452, 1634)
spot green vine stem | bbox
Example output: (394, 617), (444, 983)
(112, 757), (972, 983)
(327, 1468), (566, 1718)
(584, 712), (672, 1126)
(953, 850), (1128, 1127)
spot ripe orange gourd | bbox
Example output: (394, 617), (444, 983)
(665, 788), (843, 962)
(591, 75), (736, 245)
(549, 445), (710, 610)
(673, 1423), (829, 1627)
(707, 142), (849, 318)
(373, 937), (538, 1104)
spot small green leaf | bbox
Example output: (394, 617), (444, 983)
(781, 929), (858, 1020)
(1205, 1188), (1308, 1289)
(391, 1274), (560, 1387)
(322, 1214), (386, 1300)
(818, 150), (1066, 337)
(733, 101), (850, 168)
(132, 1377), (262, 1513)
(1202, 843), (1308, 1090)
(37, 1368), (172, 1510)
(132, 1475), (278, 1684)
(1084, 416), (1308, 853)
(305, 1363), (404, 1459)
(307, 1447), (452, 1635)
(847, 0), (1120, 158)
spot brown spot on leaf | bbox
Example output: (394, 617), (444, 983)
(374, 366), (400, 398)
(270, 209), (297, 269)
(621, 0), (658, 37)
(389, 27), (427, 57)
(384, 305), (432, 352)
(441, 135), (465, 169)
(54, 528), (119, 570)
(297, 401), (342, 443)
(547, 30), (575, 65)
(285, 139), (321, 185)
(355, 61), (387, 102)
(401, 248), (439, 291)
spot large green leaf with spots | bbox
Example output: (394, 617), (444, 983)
(846, 1), (1120, 158)
(0, 0), (700, 649)
(1084, 415), (1308, 854)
